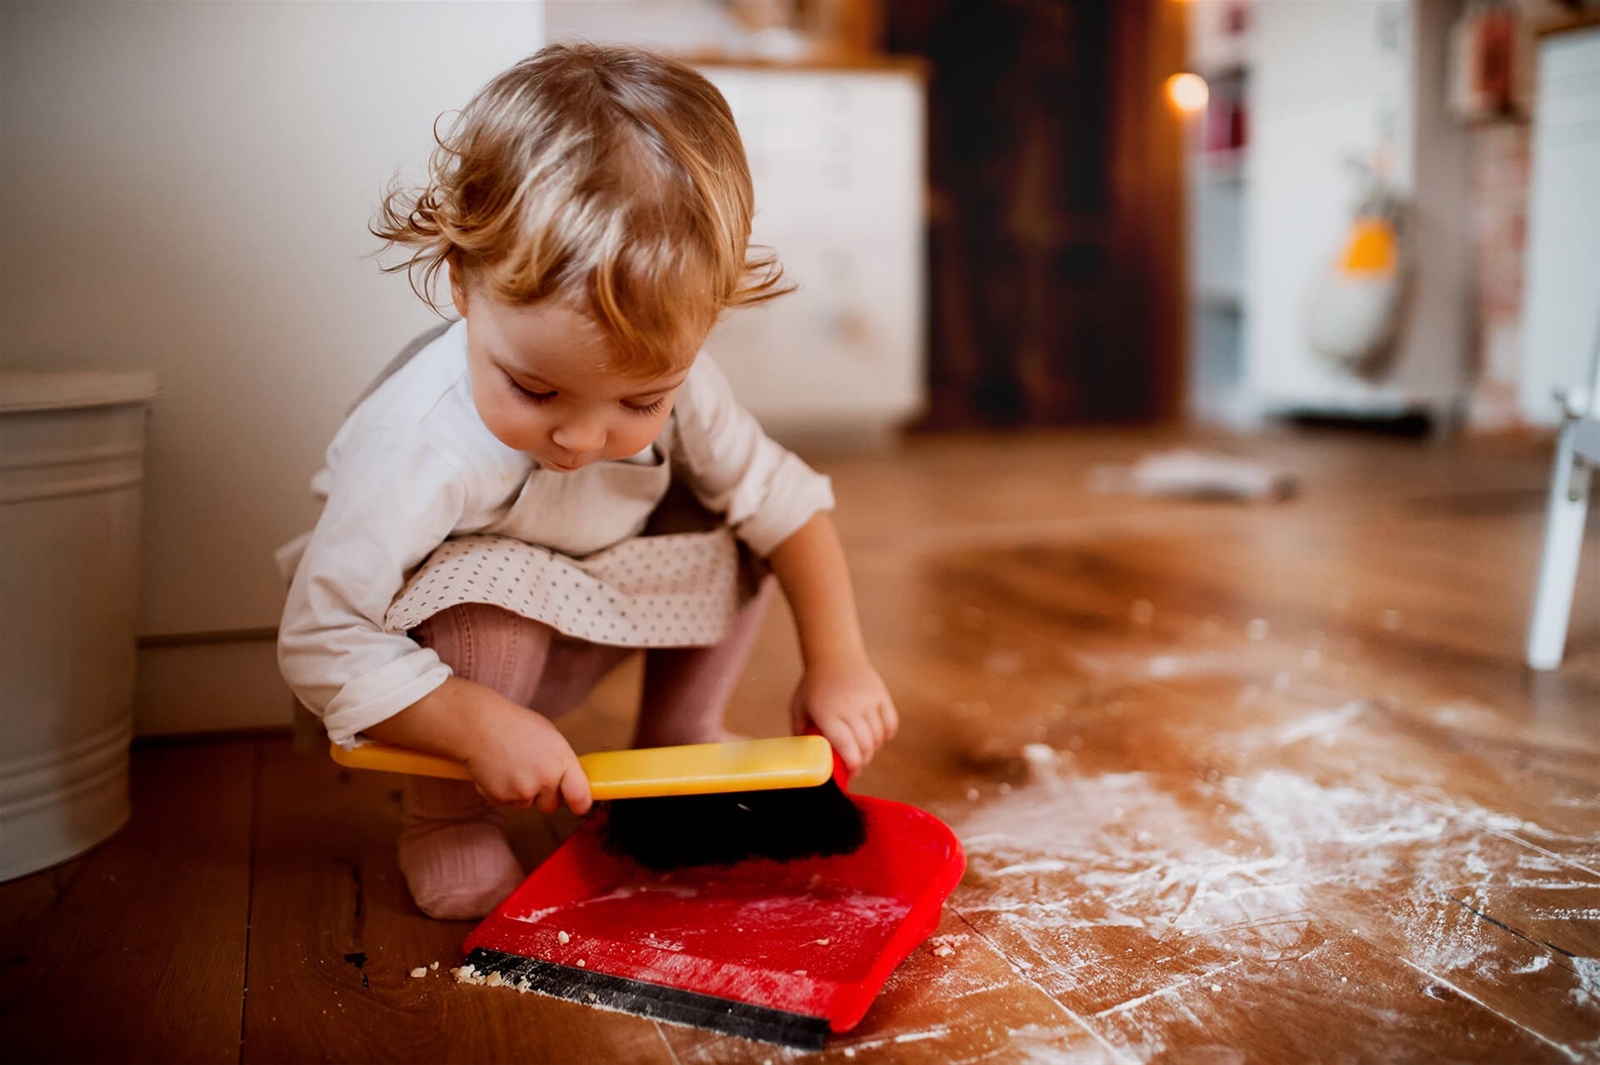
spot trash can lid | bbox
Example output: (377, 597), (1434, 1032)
(0, 370), (161, 413)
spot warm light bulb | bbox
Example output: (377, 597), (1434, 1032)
(1165, 72), (1209, 114)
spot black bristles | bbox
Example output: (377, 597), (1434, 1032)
(602, 777), (868, 871)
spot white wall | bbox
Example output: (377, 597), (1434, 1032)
(0, 2), (545, 730)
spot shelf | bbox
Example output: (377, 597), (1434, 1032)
(1192, 149), (1249, 184)
(1196, 60), (1250, 84)
(1194, 287), (1246, 313)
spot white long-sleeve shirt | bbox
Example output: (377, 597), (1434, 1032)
(277, 320), (832, 746)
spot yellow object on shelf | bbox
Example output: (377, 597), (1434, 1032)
(1339, 217), (1399, 274)
(329, 734), (835, 800)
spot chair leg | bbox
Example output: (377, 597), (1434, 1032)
(1527, 420), (1593, 669)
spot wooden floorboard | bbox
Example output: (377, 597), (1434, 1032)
(0, 741), (255, 1064)
(240, 736), (670, 1064)
(2, 428), (1596, 1063)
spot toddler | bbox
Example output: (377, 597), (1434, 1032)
(277, 44), (898, 920)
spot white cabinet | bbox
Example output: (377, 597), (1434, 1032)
(701, 66), (927, 444)
(1519, 25), (1600, 425)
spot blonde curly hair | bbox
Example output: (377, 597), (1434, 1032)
(372, 43), (788, 374)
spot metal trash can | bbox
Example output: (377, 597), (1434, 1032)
(0, 370), (159, 881)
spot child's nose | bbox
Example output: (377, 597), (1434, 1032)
(551, 419), (605, 453)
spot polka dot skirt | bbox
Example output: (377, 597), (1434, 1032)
(383, 529), (743, 648)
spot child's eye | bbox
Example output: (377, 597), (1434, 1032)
(624, 398), (666, 416)
(505, 373), (556, 403)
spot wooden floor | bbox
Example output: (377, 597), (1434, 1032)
(3, 428), (1597, 1064)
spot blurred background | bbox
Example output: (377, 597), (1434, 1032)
(1, 0), (1596, 740)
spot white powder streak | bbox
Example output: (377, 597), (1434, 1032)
(1575, 958), (1600, 1005)
(893, 1027), (950, 1043)
(994, 859), (1073, 876)
(1274, 701), (1362, 747)
(946, 745), (1598, 1059)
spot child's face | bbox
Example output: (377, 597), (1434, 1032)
(452, 279), (693, 472)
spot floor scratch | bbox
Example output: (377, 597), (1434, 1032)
(1090, 959), (1247, 1020)
(951, 908), (1140, 1064)
(651, 1023), (681, 1065)
(1394, 957), (1583, 1064)
(1391, 858), (1583, 974)
(1162, 878), (1204, 937)
(1460, 819), (1600, 880)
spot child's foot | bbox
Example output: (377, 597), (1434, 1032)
(398, 777), (525, 920)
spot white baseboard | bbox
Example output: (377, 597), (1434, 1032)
(133, 638), (293, 736)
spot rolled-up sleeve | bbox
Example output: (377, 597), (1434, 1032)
(278, 427), (468, 747)
(672, 356), (835, 557)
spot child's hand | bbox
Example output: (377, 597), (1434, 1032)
(371, 677), (593, 813)
(460, 697), (592, 815)
(789, 656), (899, 774)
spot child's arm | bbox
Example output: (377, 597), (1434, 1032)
(281, 423), (590, 814)
(768, 512), (899, 772)
(667, 356), (892, 767)
(364, 679), (592, 815)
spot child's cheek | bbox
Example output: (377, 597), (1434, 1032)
(477, 392), (542, 453)
(620, 408), (673, 456)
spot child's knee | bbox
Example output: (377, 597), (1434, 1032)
(412, 605), (555, 704)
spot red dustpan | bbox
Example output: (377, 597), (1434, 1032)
(459, 793), (965, 1049)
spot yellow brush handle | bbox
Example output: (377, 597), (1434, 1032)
(329, 734), (834, 800)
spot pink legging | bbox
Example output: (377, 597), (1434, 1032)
(410, 575), (776, 748)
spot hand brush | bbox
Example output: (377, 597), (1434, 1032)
(329, 733), (866, 869)
(602, 730), (864, 870)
